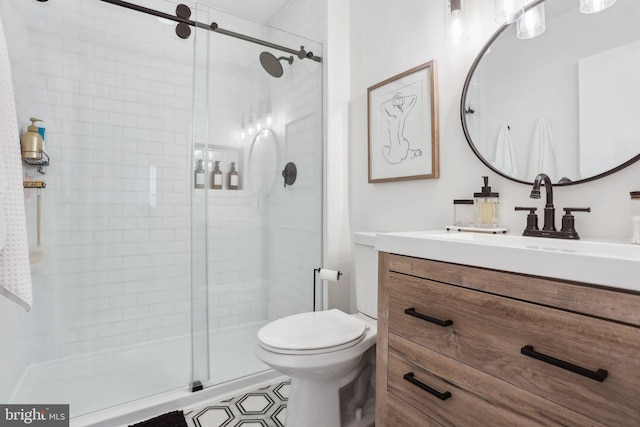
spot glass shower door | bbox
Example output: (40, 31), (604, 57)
(191, 3), (323, 388)
(1, 0), (196, 417)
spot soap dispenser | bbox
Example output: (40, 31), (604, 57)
(211, 160), (223, 190)
(227, 162), (239, 190)
(21, 118), (43, 160)
(194, 159), (205, 189)
(474, 176), (499, 228)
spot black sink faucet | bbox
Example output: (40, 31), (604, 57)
(530, 173), (556, 231)
(516, 173), (590, 239)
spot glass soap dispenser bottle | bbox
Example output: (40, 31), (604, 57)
(474, 176), (499, 228)
(20, 117), (43, 160)
(211, 160), (223, 190)
(194, 159), (205, 189)
(228, 162), (239, 190)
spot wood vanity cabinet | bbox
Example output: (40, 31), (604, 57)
(376, 252), (640, 427)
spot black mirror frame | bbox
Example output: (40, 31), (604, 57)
(460, 0), (640, 186)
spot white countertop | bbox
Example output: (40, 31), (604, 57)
(375, 230), (640, 293)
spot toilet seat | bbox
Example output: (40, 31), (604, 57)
(258, 309), (367, 355)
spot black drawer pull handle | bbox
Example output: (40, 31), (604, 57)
(520, 345), (608, 382)
(403, 372), (452, 401)
(404, 308), (453, 327)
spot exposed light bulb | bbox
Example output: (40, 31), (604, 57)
(445, 0), (469, 45)
(517, 3), (545, 40)
(580, 0), (616, 14)
(248, 112), (255, 135)
(495, 0), (524, 24)
(448, 15), (467, 44)
(264, 95), (272, 128)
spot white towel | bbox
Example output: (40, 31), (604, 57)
(526, 117), (558, 183)
(0, 15), (32, 311)
(492, 124), (519, 178)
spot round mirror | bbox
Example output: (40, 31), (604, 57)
(248, 129), (279, 196)
(461, 0), (640, 185)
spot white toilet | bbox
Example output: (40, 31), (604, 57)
(255, 232), (378, 427)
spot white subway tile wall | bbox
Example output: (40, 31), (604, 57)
(194, 2), (323, 327)
(9, 0), (196, 362)
(268, 0), (325, 319)
(0, 0), (321, 402)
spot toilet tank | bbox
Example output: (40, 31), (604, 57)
(353, 232), (378, 319)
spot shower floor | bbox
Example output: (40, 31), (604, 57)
(10, 321), (269, 419)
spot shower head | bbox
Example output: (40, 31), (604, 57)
(259, 52), (294, 78)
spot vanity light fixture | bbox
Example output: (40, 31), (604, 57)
(580, 0), (616, 14)
(495, 0), (524, 24)
(445, 0), (469, 45)
(516, 2), (545, 39)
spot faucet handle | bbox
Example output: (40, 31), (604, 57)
(561, 207), (591, 239)
(515, 207), (539, 232)
(563, 207), (591, 214)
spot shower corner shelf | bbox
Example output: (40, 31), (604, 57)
(200, 188), (246, 193)
(23, 151), (50, 167)
(23, 180), (46, 189)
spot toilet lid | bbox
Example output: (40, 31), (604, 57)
(258, 309), (367, 353)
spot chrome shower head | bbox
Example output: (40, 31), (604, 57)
(259, 52), (293, 78)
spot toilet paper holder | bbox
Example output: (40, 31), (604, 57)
(313, 268), (342, 311)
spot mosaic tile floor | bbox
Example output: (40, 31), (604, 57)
(184, 380), (290, 427)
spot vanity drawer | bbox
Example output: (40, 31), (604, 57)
(388, 254), (640, 326)
(388, 272), (640, 426)
(387, 334), (604, 427)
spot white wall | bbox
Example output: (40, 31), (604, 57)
(271, 0), (325, 44)
(345, 0), (640, 307)
(324, 0), (352, 313)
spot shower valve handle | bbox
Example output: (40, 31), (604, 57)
(282, 162), (297, 188)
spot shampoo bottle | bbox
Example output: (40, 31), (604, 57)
(228, 162), (239, 190)
(211, 160), (223, 190)
(474, 176), (499, 228)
